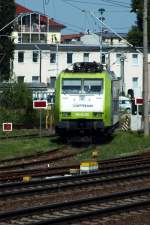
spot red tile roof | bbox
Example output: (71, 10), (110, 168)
(15, 3), (65, 29)
(16, 3), (32, 14)
(61, 33), (83, 43)
(49, 18), (65, 28)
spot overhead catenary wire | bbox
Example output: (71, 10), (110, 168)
(42, 0), (50, 15)
(90, 11), (133, 47)
(58, 0), (133, 33)
(43, 0), (46, 15)
(14, 0), (138, 38)
(51, 0), (57, 19)
(45, 0), (50, 5)
(55, 18), (84, 33)
(83, 10), (94, 33)
(99, 0), (130, 8)
(60, 0), (83, 12)
(14, 0), (134, 35)
(62, 0), (130, 8)
(90, 11), (143, 54)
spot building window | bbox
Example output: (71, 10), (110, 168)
(110, 38), (113, 45)
(18, 51), (24, 63)
(50, 53), (56, 63)
(83, 53), (89, 62)
(33, 51), (39, 62)
(17, 76), (24, 83)
(102, 53), (106, 64)
(51, 34), (58, 43)
(32, 76), (39, 82)
(132, 54), (138, 65)
(132, 77), (138, 88)
(67, 53), (73, 64)
(18, 33), (22, 43)
(49, 77), (56, 89)
(116, 53), (121, 64)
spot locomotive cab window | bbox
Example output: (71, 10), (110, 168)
(83, 79), (103, 94)
(62, 79), (81, 94)
(62, 78), (103, 95)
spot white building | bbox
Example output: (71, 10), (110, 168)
(13, 3), (65, 44)
(61, 32), (128, 47)
(10, 3), (149, 100)
(13, 44), (145, 98)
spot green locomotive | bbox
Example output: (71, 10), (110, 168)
(54, 62), (120, 136)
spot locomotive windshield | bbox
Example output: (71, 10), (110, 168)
(62, 79), (81, 94)
(62, 78), (103, 94)
(84, 79), (103, 94)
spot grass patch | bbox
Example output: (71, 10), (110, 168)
(1, 131), (150, 162)
(0, 129), (42, 137)
(77, 131), (150, 161)
(0, 137), (58, 160)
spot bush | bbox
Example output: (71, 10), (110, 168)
(0, 83), (39, 128)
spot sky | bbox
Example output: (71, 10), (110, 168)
(16, 0), (136, 34)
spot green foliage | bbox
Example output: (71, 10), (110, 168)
(77, 131), (150, 161)
(127, 26), (143, 47)
(0, 83), (39, 127)
(127, 0), (150, 47)
(0, 0), (16, 81)
(0, 138), (57, 160)
(0, 83), (32, 109)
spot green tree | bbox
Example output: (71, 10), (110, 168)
(127, 0), (150, 47)
(0, 83), (33, 109)
(0, 0), (15, 81)
(0, 83), (38, 128)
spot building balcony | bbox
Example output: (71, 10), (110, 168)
(17, 33), (47, 44)
(17, 24), (47, 33)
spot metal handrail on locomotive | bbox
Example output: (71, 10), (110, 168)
(54, 62), (120, 136)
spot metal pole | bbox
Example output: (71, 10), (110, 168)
(39, 14), (41, 42)
(56, 42), (59, 76)
(34, 45), (42, 83)
(39, 49), (42, 83)
(21, 15), (23, 44)
(30, 13), (31, 43)
(120, 55), (125, 96)
(100, 17), (102, 64)
(39, 109), (42, 138)
(98, 8), (105, 64)
(0, 14), (22, 33)
(143, 0), (149, 136)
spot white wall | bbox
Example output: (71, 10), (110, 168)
(110, 52), (143, 97)
(13, 48), (101, 83)
(13, 50), (40, 82)
(13, 46), (148, 98)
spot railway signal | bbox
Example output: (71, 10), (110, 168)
(135, 98), (144, 105)
(33, 100), (48, 137)
(3, 123), (12, 132)
(33, 100), (47, 109)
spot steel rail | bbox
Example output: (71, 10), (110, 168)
(1, 187), (150, 224)
(0, 146), (66, 168)
(1, 152), (150, 180)
(0, 165), (150, 198)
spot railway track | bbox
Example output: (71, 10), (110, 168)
(0, 144), (65, 168)
(1, 163), (150, 201)
(0, 153), (150, 224)
(1, 152), (150, 182)
(0, 144), (149, 169)
(1, 187), (150, 225)
(0, 145), (86, 172)
(0, 133), (51, 140)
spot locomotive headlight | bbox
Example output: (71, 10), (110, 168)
(62, 112), (71, 117)
(93, 112), (103, 117)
